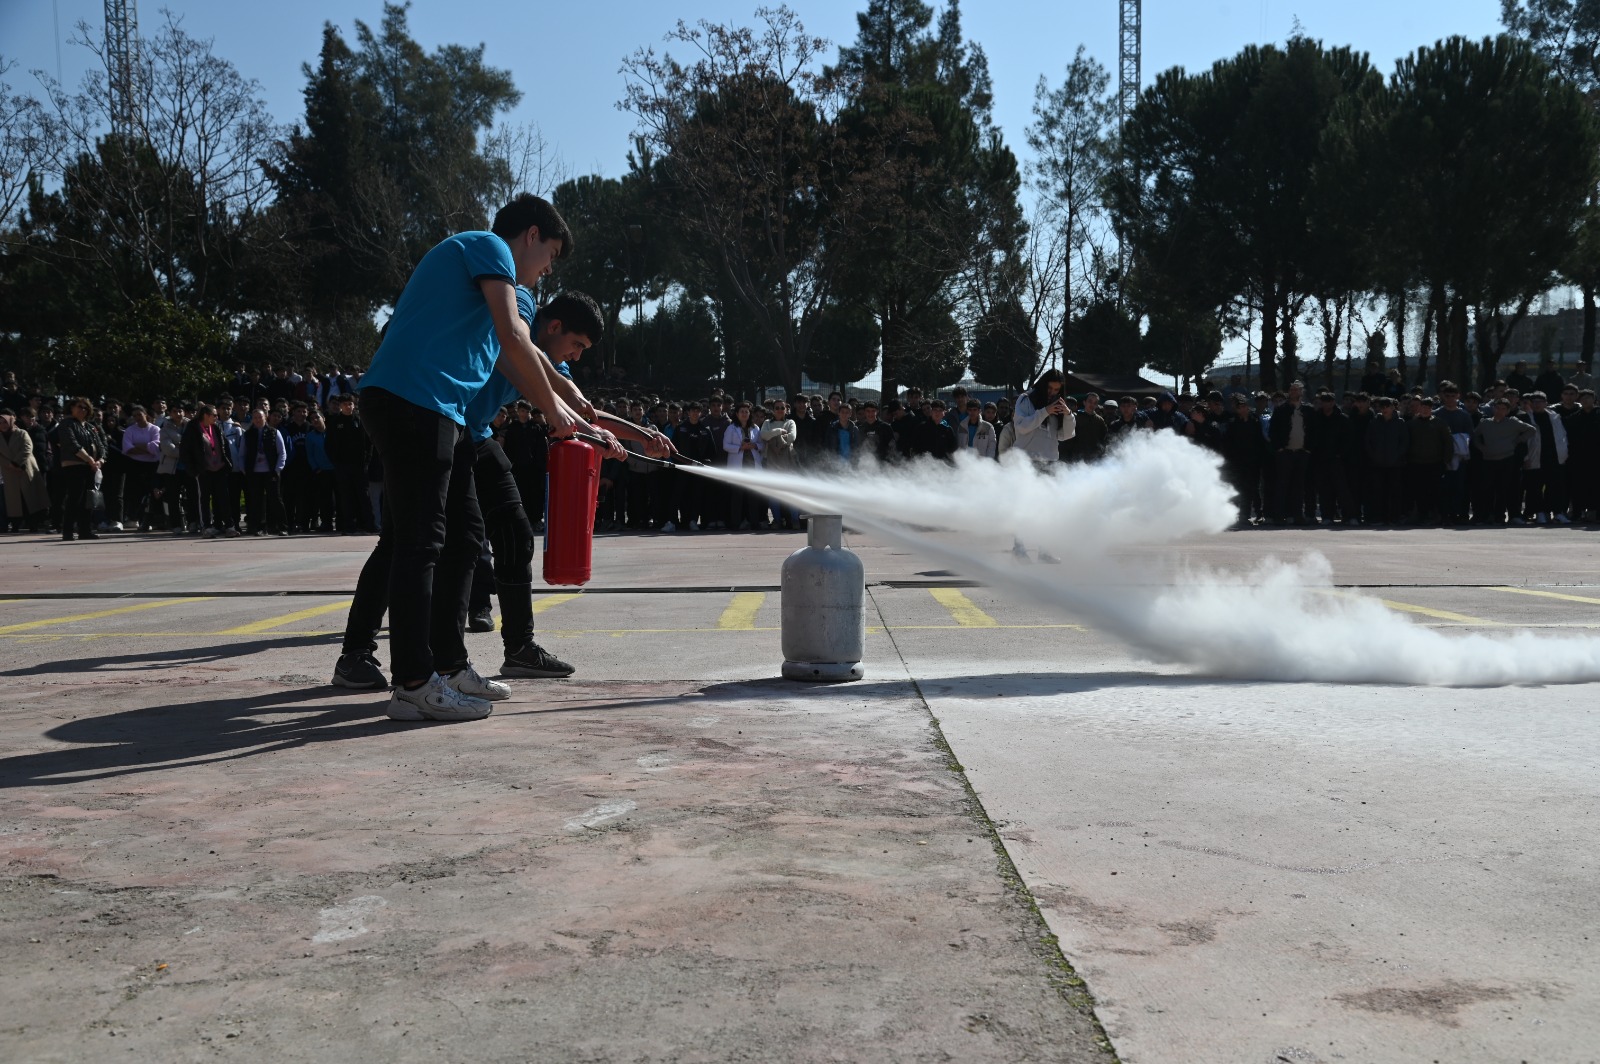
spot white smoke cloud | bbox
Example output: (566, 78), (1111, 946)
(690, 433), (1600, 687)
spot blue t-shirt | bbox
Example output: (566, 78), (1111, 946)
(463, 286), (540, 443)
(358, 231), (516, 426)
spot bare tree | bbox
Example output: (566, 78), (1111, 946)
(483, 120), (570, 205)
(32, 10), (282, 306)
(1026, 46), (1115, 366)
(0, 57), (59, 231)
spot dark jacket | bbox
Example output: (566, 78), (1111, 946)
(1343, 408), (1373, 465)
(1405, 415), (1453, 467)
(1221, 413), (1268, 470)
(179, 419), (234, 474)
(1304, 407), (1350, 459)
(1064, 410), (1108, 462)
(54, 418), (105, 466)
(1365, 415), (1409, 467)
(1268, 403), (1314, 450)
(324, 411), (368, 469)
(242, 423), (284, 475)
(673, 420), (719, 465)
(1105, 411), (1150, 442)
(861, 419), (896, 462)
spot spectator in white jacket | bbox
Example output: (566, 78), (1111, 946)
(1010, 369), (1075, 563)
(954, 398), (997, 459)
(722, 401), (767, 529)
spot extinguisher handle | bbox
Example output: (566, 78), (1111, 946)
(571, 431), (708, 469)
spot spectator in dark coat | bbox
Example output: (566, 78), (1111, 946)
(1306, 390), (1357, 523)
(1268, 382), (1315, 524)
(1364, 397), (1409, 524)
(1220, 395), (1268, 525)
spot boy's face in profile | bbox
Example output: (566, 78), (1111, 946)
(513, 227), (563, 286)
(537, 321), (592, 364)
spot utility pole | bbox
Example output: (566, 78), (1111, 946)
(104, 0), (141, 138)
(1117, 0), (1141, 287)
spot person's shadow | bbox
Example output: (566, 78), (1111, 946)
(0, 636), (394, 789)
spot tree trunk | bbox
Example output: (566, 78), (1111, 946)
(1258, 280), (1280, 391)
(1390, 290), (1407, 382)
(879, 305), (902, 404)
(1449, 299), (1472, 389)
(1583, 282), (1596, 366)
(1416, 301), (1431, 388)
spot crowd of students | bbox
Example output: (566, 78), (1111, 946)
(5, 364), (1598, 540)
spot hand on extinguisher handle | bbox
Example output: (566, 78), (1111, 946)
(570, 430), (627, 462)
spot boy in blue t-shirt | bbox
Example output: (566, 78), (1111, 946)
(340, 194), (621, 722)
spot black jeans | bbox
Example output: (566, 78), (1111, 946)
(341, 388), (483, 684)
(473, 438), (537, 654)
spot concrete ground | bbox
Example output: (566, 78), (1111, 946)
(2, 525), (1598, 1063)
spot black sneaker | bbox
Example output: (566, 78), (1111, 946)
(332, 652), (388, 689)
(467, 608), (496, 633)
(501, 642), (575, 678)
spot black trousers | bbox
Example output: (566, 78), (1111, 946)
(1272, 449), (1309, 521)
(1312, 457), (1356, 522)
(1523, 464), (1567, 517)
(1405, 465), (1443, 523)
(246, 471), (285, 533)
(1367, 466), (1404, 524)
(334, 465), (369, 532)
(474, 439), (537, 654)
(59, 465), (95, 537)
(1570, 459), (1597, 519)
(1483, 458), (1521, 523)
(123, 461), (156, 527)
(341, 388), (483, 684)
(197, 469), (230, 530)
(102, 451), (128, 525)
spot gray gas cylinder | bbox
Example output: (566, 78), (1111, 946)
(780, 514), (865, 682)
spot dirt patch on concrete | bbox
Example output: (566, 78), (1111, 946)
(1333, 980), (1515, 1025)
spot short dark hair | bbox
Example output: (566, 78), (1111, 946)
(492, 194), (574, 258)
(541, 290), (604, 343)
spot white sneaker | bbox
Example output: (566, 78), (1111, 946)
(660, 521), (677, 532)
(386, 674), (492, 721)
(443, 664), (511, 701)
(110, 521), (123, 531)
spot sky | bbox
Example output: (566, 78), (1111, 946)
(3, 0), (1509, 384)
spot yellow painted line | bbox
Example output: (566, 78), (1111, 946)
(1320, 589), (1496, 626)
(717, 592), (767, 630)
(534, 593), (581, 614)
(0, 597), (209, 634)
(221, 599), (353, 635)
(1375, 598), (1495, 625)
(929, 588), (999, 627)
(1488, 586), (1600, 606)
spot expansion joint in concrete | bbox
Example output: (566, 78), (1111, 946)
(862, 586), (1122, 1062)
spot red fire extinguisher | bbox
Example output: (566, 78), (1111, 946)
(543, 437), (602, 586)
